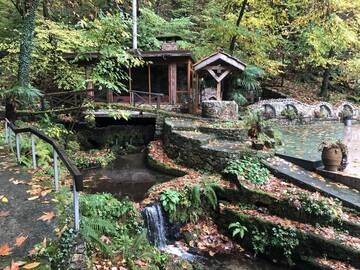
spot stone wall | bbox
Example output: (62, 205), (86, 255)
(163, 118), (269, 172)
(202, 100), (239, 120)
(249, 98), (359, 119)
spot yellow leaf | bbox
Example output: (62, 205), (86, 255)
(1, 196), (9, 203)
(22, 262), (40, 269)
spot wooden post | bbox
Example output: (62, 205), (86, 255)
(187, 60), (191, 96)
(85, 66), (94, 98)
(148, 65), (152, 105)
(216, 82), (221, 100)
(129, 68), (132, 105)
(168, 64), (177, 104)
(106, 89), (114, 103)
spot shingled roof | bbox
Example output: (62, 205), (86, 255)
(194, 50), (246, 72)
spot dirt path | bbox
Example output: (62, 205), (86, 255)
(0, 146), (56, 267)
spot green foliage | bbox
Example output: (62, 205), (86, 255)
(270, 226), (299, 259)
(250, 226), (299, 259)
(281, 108), (298, 121)
(43, 228), (77, 270)
(70, 149), (116, 169)
(160, 179), (220, 223)
(228, 222), (247, 238)
(286, 191), (343, 222)
(224, 156), (270, 185)
(251, 229), (268, 256)
(231, 92), (248, 107)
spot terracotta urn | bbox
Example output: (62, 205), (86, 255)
(321, 147), (342, 171)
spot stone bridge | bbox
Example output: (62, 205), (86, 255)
(249, 99), (359, 119)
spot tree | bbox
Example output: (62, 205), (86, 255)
(2, 0), (41, 120)
(289, 0), (360, 97)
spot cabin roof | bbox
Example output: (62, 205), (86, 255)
(63, 49), (194, 65)
(194, 50), (246, 72)
(156, 35), (183, 41)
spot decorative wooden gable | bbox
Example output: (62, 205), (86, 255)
(194, 50), (246, 100)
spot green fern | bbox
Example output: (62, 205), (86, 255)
(203, 184), (218, 210)
(191, 184), (201, 207)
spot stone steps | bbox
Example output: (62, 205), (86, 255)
(264, 157), (360, 211)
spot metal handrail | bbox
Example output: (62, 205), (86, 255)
(4, 118), (83, 230)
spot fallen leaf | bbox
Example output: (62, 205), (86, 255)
(0, 211), (10, 217)
(27, 196), (39, 201)
(0, 243), (13, 256)
(37, 212), (55, 223)
(15, 235), (28, 247)
(1, 196), (9, 203)
(22, 262), (41, 269)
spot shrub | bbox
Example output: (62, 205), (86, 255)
(281, 108), (298, 121)
(223, 156), (270, 185)
(285, 191), (342, 221)
(160, 180), (220, 223)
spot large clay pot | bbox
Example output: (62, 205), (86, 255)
(322, 147), (343, 171)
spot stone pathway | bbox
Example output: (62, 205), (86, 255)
(265, 157), (360, 211)
(0, 147), (55, 267)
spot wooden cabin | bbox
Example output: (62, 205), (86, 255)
(123, 36), (195, 105)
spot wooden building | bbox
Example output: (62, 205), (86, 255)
(124, 36), (195, 105)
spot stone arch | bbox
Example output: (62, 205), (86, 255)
(319, 104), (332, 117)
(262, 104), (276, 118)
(285, 104), (298, 114)
(343, 104), (354, 114)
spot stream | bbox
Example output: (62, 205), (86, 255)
(85, 151), (287, 269)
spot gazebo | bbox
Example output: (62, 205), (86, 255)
(193, 50), (246, 102)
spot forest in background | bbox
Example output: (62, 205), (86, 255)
(1, 0), (360, 105)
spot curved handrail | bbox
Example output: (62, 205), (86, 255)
(5, 119), (83, 191)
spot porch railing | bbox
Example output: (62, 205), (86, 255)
(4, 118), (83, 230)
(129, 90), (164, 110)
(40, 90), (93, 111)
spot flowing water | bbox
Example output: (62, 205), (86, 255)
(143, 204), (287, 270)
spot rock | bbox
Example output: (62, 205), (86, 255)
(202, 101), (239, 120)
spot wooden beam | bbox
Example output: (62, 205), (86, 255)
(207, 68), (231, 83)
(85, 66), (94, 98)
(129, 68), (132, 105)
(187, 60), (191, 96)
(148, 64), (152, 104)
(217, 82), (221, 100)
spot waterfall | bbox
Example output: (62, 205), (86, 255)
(143, 203), (167, 249)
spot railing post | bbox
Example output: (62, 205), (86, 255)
(5, 120), (8, 144)
(31, 134), (37, 169)
(157, 96), (161, 110)
(9, 129), (12, 149)
(15, 134), (21, 163)
(53, 149), (59, 192)
(73, 183), (80, 231)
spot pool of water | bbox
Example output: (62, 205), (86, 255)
(83, 152), (174, 202)
(277, 122), (360, 177)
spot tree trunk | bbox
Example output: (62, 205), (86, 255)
(229, 0), (248, 54)
(17, 0), (40, 87)
(320, 66), (331, 97)
(5, 101), (16, 122)
(43, 0), (50, 18)
(319, 49), (334, 98)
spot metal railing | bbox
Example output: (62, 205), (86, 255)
(129, 90), (164, 110)
(4, 118), (83, 230)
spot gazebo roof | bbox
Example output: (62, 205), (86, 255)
(194, 50), (246, 72)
